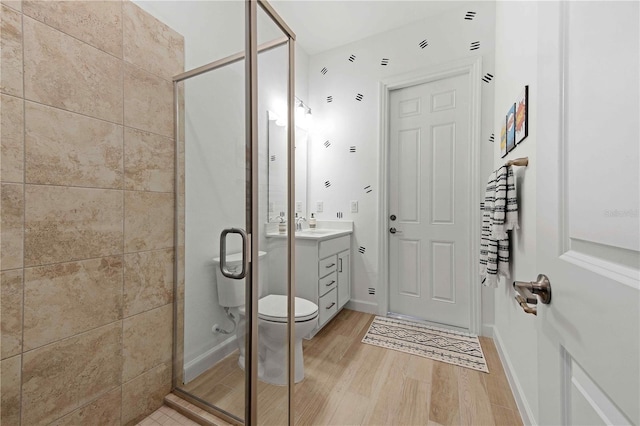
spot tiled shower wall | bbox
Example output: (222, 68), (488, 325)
(0, 1), (183, 424)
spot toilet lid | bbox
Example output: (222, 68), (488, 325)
(240, 295), (318, 323)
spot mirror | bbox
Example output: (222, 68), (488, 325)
(267, 112), (308, 222)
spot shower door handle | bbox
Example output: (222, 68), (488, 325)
(219, 228), (248, 279)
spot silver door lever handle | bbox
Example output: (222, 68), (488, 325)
(513, 274), (552, 315)
(389, 227), (402, 234)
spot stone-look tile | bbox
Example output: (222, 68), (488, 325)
(124, 191), (173, 253)
(124, 64), (173, 137)
(124, 127), (174, 192)
(23, 0), (122, 57)
(122, 362), (172, 426)
(23, 256), (124, 351)
(1, 0), (21, 12)
(1, 269), (23, 359)
(124, 249), (174, 317)
(24, 185), (123, 266)
(1, 183), (24, 270)
(25, 101), (124, 189)
(123, 1), (184, 81)
(0, 94), (24, 182)
(0, 5), (23, 97)
(21, 322), (123, 425)
(122, 304), (172, 382)
(23, 16), (123, 124)
(0, 355), (21, 425)
(51, 387), (121, 426)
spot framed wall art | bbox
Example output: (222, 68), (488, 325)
(515, 85), (528, 144)
(500, 120), (507, 158)
(506, 103), (516, 153)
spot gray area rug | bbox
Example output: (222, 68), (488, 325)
(362, 316), (489, 373)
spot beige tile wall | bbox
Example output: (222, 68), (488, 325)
(0, 1), (183, 424)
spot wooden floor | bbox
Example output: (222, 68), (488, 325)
(183, 310), (523, 425)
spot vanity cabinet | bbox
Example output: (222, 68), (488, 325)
(337, 250), (350, 309)
(296, 234), (351, 335)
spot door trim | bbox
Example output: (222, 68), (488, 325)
(377, 57), (483, 334)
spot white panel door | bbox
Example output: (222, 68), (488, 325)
(536, 2), (639, 425)
(388, 73), (472, 329)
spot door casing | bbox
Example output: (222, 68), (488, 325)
(377, 57), (483, 334)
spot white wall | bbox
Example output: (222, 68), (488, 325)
(134, 0), (310, 377)
(306, 3), (496, 325)
(491, 2), (539, 423)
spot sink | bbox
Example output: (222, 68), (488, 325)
(296, 229), (335, 235)
(266, 225), (352, 241)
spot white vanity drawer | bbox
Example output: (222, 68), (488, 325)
(318, 288), (337, 326)
(319, 235), (350, 259)
(319, 271), (337, 296)
(318, 255), (337, 277)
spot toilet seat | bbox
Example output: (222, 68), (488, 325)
(239, 295), (318, 323)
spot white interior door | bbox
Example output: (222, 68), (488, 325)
(388, 72), (472, 329)
(536, 2), (639, 424)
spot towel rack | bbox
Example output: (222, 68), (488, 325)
(505, 157), (528, 167)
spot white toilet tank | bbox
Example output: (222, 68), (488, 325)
(213, 251), (266, 307)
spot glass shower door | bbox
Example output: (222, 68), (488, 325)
(172, 1), (296, 424)
(255, 4), (294, 425)
(174, 50), (251, 422)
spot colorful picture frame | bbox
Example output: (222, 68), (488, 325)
(515, 86), (528, 144)
(500, 120), (507, 158)
(506, 103), (516, 154)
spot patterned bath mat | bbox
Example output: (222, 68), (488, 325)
(362, 316), (489, 373)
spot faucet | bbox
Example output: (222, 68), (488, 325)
(270, 212), (286, 223)
(295, 215), (306, 231)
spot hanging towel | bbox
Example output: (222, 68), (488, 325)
(492, 166), (519, 239)
(480, 166), (518, 287)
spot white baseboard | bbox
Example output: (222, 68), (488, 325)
(183, 335), (238, 384)
(489, 325), (536, 425)
(345, 299), (378, 314)
(481, 323), (494, 337)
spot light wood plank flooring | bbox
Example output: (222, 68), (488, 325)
(182, 310), (522, 425)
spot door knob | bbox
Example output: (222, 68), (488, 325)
(513, 274), (552, 315)
(389, 227), (402, 234)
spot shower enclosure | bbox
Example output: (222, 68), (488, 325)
(172, 2), (296, 424)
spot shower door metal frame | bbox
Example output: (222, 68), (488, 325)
(171, 1), (296, 425)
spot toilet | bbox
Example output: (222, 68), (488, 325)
(213, 251), (318, 385)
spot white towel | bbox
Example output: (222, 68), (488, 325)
(479, 166), (518, 287)
(492, 166), (519, 239)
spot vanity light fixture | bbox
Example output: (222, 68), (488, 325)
(305, 107), (313, 124)
(291, 97), (313, 130)
(295, 100), (305, 126)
